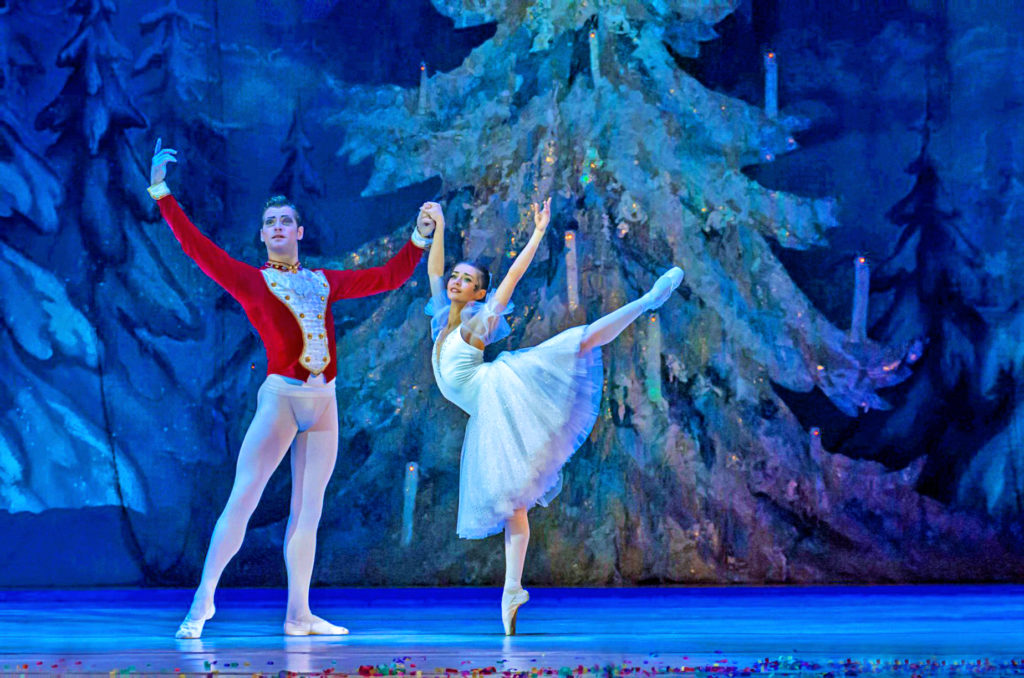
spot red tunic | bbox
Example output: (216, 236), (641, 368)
(158, 195), (422, 382)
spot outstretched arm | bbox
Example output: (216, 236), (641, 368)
(325, 201), (436, 301)
(490, 198), (550, 312)
(324, 242), (423, 300)
(147, 138), (256, 297)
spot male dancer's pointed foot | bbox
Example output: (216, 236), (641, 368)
(501, 587), (529, 636)
(175, 602), (215, 639)
(643, 266), (684, 310)
(284, 614), (349, 636)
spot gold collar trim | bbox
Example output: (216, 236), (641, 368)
(265, 259), (302, 273)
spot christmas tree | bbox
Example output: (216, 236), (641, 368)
(316, 0), (1019, 582)
(0, 106), (62, 233)
(872, 127), (1023, 526)
(133, 0), (229, 226)
(0, 6), (145, 573)
(270, 105), (326, 254)
(29, 0), (226, 581)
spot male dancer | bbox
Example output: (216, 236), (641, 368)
(148, 140), (436, 638)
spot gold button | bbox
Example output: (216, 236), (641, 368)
(307, 333), (312, 338)
(317, 314), (323, 319)
(322, 282), (328, 288)
(285, 295), (290, 300)
(300, 313), (305, 318)
(320, 296), (325, 301)
(319, 333), (325, 339)
(322, 357), (328, 362)
(304, 356), (311, 362)
(271, 282), (277, 287)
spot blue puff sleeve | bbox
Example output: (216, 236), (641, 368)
(424, 285), (514, 345)
(460, 295), (514, 346)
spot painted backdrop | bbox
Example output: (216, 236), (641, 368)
(1, 0), (1022, 586)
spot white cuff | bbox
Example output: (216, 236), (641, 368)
(147, 181), (171, 200)
(411, 227), (433, 249)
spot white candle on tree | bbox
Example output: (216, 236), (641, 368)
(401, 461), (419, 546)
(645, 313), (663, 402)
(850, 256), (869, 343)
(418, 62), (428, 115)
(809, 427), (824, 461)
(565, 230), (579, 311)
(588, 26), (601, 87)
(764, 50), (778, 120)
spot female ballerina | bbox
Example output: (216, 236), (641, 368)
(420, 199), (683, 634)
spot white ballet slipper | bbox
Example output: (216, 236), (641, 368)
(174, 603), (215, 639)
(643, 266), (684, 310)
(501, 587), (530, 636)
(283, 615), (349, 636)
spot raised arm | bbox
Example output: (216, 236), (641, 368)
(490, 198), (550, 312)
(422, 202), (447, 301)
(147, 139), (256, 297)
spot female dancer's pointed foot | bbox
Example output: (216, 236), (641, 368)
(284, 614), (349, 636)
(175, 603), (215, 639)
(643, 266), (684, 310)
(501, 587), (530, 636)
(643, 266), (684, 311)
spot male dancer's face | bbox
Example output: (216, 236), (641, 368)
(260, 206), (304, 260)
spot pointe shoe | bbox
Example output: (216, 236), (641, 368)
(283, 615), (349, 636)
(643, 266), (685, 310)
(175, 603), (215, 639)
(501, 587), (530, 636)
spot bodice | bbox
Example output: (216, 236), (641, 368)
(431, 326), (489, 416)
(261, 267), (331, 375)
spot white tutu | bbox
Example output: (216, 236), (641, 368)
(427, 289), (603, 539)
(455, 327), (602, 538)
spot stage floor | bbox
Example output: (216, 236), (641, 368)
(0, 585), (1021, 676)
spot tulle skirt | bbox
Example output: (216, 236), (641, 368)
(456, 325), (603, 539)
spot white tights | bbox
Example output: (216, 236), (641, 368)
(578, 296), (650, 354)
(189, 375), (338, 622)
(504, 508), (530, 591)
(579, 267), (680, 354)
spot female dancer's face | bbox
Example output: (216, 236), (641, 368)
(447, 264), (487, 303)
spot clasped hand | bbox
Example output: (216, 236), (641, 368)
(418, 202), (444, 237)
